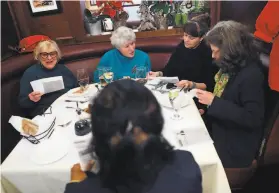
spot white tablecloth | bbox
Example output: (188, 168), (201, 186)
(1, 84), (231, 193)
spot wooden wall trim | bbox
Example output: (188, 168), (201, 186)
(210, 0), (221, 26)
(7, 2), (21, 40)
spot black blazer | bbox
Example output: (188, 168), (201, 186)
(64, 150), (202, 193)
(206, 63), (265, 168)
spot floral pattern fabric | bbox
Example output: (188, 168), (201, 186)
(213, 70), (229, 97)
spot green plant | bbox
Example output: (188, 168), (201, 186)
(146, 1), (173, 16)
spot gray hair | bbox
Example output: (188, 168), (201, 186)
(205, 20), (259, 75)
(110, 26), (136, 49)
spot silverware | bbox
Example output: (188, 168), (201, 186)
(48, 129), (55, 139)
(151, 88), (168, 94)
(180, 86), (186, 92)
(66, 106), (76, 109)
(65, 99), (89, 104)
(95, 84), (100, 92)
(58, 121), (72, 127)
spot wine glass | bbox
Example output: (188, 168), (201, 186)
(135, 66), (147, 79)
(168, 89), (184, 120)
(77, 69), (89, 91)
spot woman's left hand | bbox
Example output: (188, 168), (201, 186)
(70, 161), (95, 182)
(196, 89), (215, 105)
(70, 164), (87, 182)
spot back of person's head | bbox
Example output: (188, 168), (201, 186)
(90, 79), (174, 193)
(183, 13), (211, 38)
(205, 20), (260, 74)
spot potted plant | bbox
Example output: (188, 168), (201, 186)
(147, 0), (173, 30)
(96, 0), (133, 30)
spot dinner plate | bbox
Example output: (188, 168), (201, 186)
(32, 115), (56, 135)
(67, 87), (90, 98)
(30, 135), (70, 165)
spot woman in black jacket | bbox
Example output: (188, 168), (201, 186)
(196, 21), (265, 168)
(65, 80), (202, 193)
(148, 13), (217, 92)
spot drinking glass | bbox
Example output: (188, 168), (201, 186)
(98, 67), (114, 87)
(168, 89), (184, 120)
(77, 69), (89, 90)
(135, 66), (147, 79)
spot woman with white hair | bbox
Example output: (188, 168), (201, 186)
(93, 26), (151, 82)
(18, 40), (77, 117)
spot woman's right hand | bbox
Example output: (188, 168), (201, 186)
(28, 91), (43, 102)
(176, 80), (193, 88)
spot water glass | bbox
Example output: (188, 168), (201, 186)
(168, 89), (184, 120)
(77, 69), (89, 90)
(135, 66), (147, 79)
(98, 67), (113, 87)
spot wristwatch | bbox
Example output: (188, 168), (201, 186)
(191, 81), (196, 89)
(157, 71), (163, 77)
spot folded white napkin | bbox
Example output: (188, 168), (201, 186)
(9, 115), (55, 137)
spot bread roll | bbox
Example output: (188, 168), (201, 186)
(22, 119), (39, 136)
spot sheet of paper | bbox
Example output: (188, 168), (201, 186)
(158, 76), (179, 84)
(147, 76), (179, 85)
(30, 76), (64, 94)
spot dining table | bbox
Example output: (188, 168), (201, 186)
(1, 82), (231, 193)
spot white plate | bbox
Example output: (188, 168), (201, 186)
(30, 136), (70, 165)
(67, 87), (90, 98)
(55, 111), (73, 126)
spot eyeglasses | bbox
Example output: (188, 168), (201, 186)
(40, 51), (57, 59)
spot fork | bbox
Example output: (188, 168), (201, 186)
(58, 121), (72, 127)
(65, 99), (89, 104)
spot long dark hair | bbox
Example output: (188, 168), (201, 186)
(183, 13), (211, 38)
(205, 20), (261, 75)
(90, 79), (174, 193)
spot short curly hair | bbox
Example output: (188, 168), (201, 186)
(110, 26), (136, 49)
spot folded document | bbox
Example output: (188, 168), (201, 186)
(30, 76), (64, 94)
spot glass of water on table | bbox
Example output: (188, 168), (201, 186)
(135, 66), (148, 84)
(77, 68), (89, 91)
(98, 67), (114, 87)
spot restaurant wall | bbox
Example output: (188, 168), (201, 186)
(5, 1), (220, 45)
(1, 1), (19, 59)
(220, 1), (267, 32)
(2, 1), (267, 59)
(6, 1), (84, 41)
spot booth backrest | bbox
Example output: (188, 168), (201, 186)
(1, 37), (181, 162)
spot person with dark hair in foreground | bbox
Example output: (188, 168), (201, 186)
(65, 79), (202, 193)
(196, 21), (265, 168)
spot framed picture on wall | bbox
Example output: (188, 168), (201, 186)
(28, 0), (62, 16)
